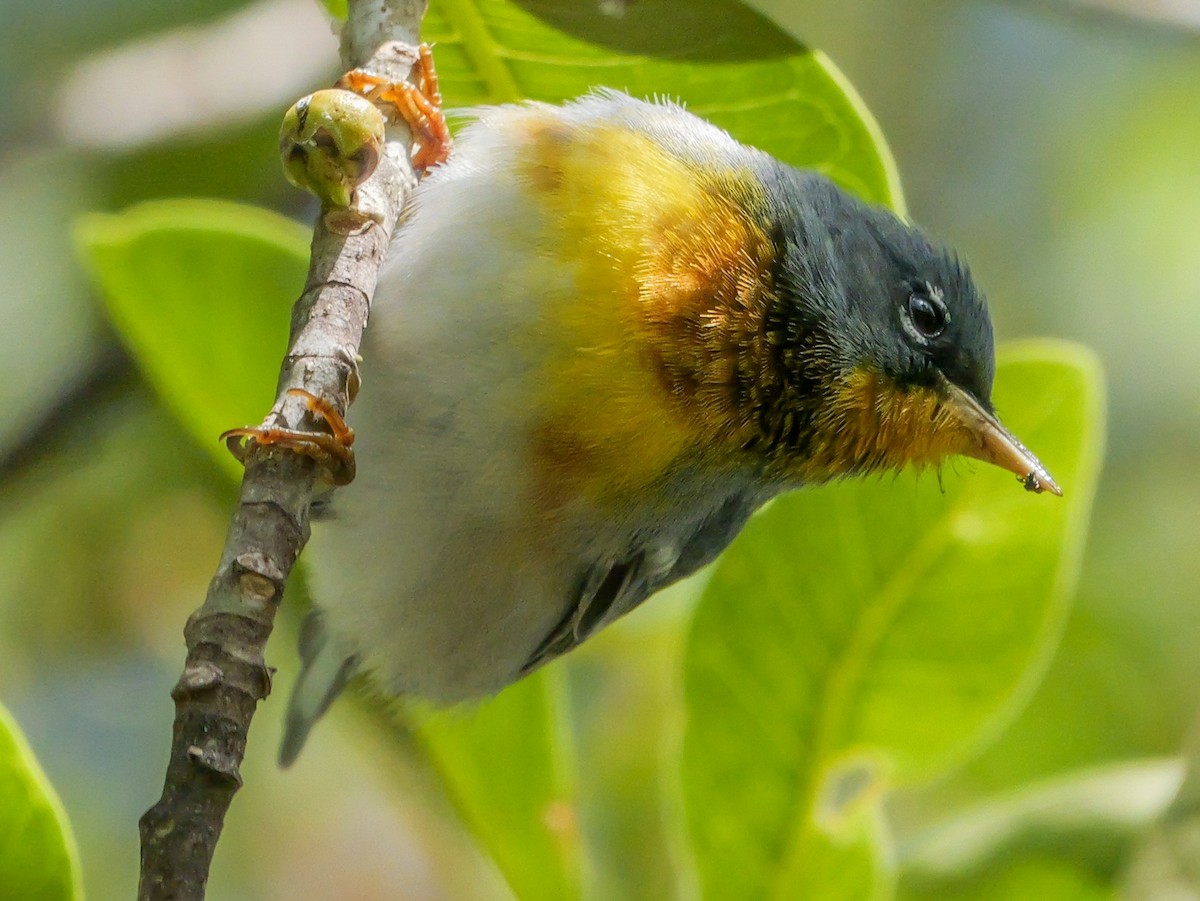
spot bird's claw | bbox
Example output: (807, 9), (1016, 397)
(220, 388), (356, 486)
(336, 43), (451, 176)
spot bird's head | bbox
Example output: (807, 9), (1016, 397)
(759, 175), (1058, 494)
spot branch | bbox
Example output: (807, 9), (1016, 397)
(137, 3), (427, 898)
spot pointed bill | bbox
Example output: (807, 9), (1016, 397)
(945, 383), (1063, 496)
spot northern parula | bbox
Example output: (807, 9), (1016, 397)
(271, 89), (1059, 764)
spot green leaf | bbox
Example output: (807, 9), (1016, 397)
(428, 0), (903, 210)
(781, 787), (894, 900)
(899, 857), (1114, 901)
(900, 758), (1181, 883)
(318, 0), (347, 20)
(0, 702), (83, 901)
(680, 341), (1105, 899)
(1121, 721), (1200, 898)
(75, 199), (310, 478)
(415, 672), (580, 901)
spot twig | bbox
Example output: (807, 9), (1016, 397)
(137, 2), (427, 898)
(0, 342), (133, 488)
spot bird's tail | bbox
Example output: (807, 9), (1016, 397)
(279, 609), (358, 767)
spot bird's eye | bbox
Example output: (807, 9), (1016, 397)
(905, 292), (948, 339)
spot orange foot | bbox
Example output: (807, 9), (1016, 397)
(221, 388), (356, 486)
(337, 43), (451, 175)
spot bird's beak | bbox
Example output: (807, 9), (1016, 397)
(944, 382), (1062, 496)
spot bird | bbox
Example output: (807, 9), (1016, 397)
(259, 88), (1060, 765)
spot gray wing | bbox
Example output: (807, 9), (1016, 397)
(519, 491), (761, 675)
(279, 609), (359, 767)
(519, 552), (650, 675)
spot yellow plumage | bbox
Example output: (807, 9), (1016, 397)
(506, 110), (778, 507)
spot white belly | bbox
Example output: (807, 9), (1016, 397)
(304, 127), (585, 700)
(301, 99), (768, 703)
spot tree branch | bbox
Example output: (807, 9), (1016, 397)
(137, 3), (427, 898)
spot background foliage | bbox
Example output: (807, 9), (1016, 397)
(0, 702), (82, 901)
(0, 0), (1195, 899)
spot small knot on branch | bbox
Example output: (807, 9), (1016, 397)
(171, 662), (224, 700)
(186, 743), (244, 788)
(233, 552), (285, 606)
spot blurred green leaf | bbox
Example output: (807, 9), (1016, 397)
(900, 856), (1114, 901)
(416, 673), (580, 901)
(0, 702), (83, 901)
(900, 758), (1181, 889)
(1123, 817), (1200, 900)
(1121, 716), (1200, 899)
(680, 341), (1105, 898)
(779, 800), (893, 900)
(428, 0), (903, 210)
(75, 199), (309, 478)
(318, 0), (348, 21)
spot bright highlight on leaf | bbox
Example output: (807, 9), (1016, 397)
(0, 703), (83, 901)
(680, 341), (1105, 898)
